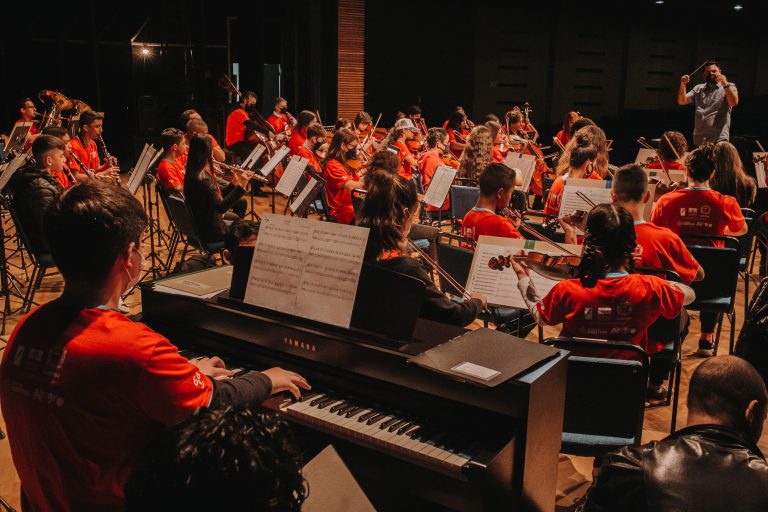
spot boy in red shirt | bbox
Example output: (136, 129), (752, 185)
(288, 110), (317, 155)
(390, 118), (420, 180)
(16, 97), (40, 147)
(651, 143), (747, 356)
(41, 126), (77, 188)
(513, 204), (687, 355)
(0, 181), (309, 511)
(157, 128), (188, 193)
(461, 162), (522, 242)
(293, 123), (325, 173)
(186, 118), (224, 163)
(68, 110), (119, 180)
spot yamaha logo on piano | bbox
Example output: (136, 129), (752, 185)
(283, 337), (317, 352)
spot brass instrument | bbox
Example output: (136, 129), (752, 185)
(71, 99), (92, 115)
(37, 90), (73, 130)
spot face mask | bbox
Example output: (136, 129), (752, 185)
(280, 107), (288, 114)
(122, 248), (145, 296)
(705, 72), (718, 85)
(345, 147), (358, 161)
(313, 140), (324, 151)
(245, 104), (258, 114)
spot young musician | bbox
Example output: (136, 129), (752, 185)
(354, 111), (376, 155)
(334, 118), (353, 131)
(545, 132), (600, 216)
(357, 170), (487, 326)
(157, 128), (188, 193)
(184, 135), (248, 244)
(180, 108), (202, 128)
(186, 118), (225, 163)
(8, 135), (67, 254)
(266, 97), (293, 136)
(419, 127), (451, 188)
(446, 109), (469, 158)
(68, 110), (118, 179)
(225, 91), (265, 159)
(0, 180), (309, 511)
(646, 130), (688, 171)
(458, 125), (493, 181)
(651, 144), (747, 356)
(388, 118), (420, 180)
(17, 97), (40, 145)
(288, 110), (317, 155)
(486, 120), (505, 162)
(41, 126), (77, 188)
(367, 150), (401, 176)
(294, 123), (325, 173)
(322, 128), (364, 225)
(712, 140), (756, 208)
(461, 163), (522, 242)
(555, 111), (580, 147)
(512, 203), (686, 354)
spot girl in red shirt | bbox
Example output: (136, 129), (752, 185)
(419, 128), (452, 213)
(288, 110), (317, 155)
(512, 203), (687, 354)
(322, 128), (365, 224)
(486, 120), (506, 162)
(457, 125), (493, 181)
(544, 132), (600, 216)
(446, 110), (469, 158)
(387, 118), (420, 180)
(555, 111), (580, 148)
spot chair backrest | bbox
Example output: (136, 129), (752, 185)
(449, 186), (480, 223)
(7, 201), (43, 262)
(685, 244), (740, 301)
(739, 208), (757, 259)
(165, 194), (203, 247)
(156, 185), (176, 224)
(544, 337), (648, 445)
(436, 234), (475, 297)
(351, 188), (367, 216)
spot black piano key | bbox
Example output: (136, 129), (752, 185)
(345, 406), (365, 418)
(316, 397), (339, 409)
(336, 403), (357, 415)
(299, 392), (320, 403)
(358, 410), (379, 422)
(379, 417), (402, 430)
(407, 426), (424, 439)
(366, 412), (387, 426)
(389, 419), (410, 433)
(309, 395), (327, 407)
(396, 422), (416, 435)
(328, 401), (348, 413)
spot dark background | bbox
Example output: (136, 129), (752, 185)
(2, 0), (767, 169)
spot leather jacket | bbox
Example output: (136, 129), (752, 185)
(580, 424), (768, 512)
(8, 165), (62, 255)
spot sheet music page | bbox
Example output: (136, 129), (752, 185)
(634, 148), (656, 165)
(558, 178), (613, 218)
(423, 165), (457, 207)
(754, 153), (767, 188)
(290, 177), (318, 213)
(466, 236), (581, 308)
(128, 144), (158, 195)
(243, 145), (267, 170)
(0, 152), (29, 191)
(275, 156), (309, 197)
(259, 146), (291, 176)
(503, 152), (537, 192)
(244, 214), (369, 328)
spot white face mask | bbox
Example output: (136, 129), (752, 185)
(122, 247), (145, 296)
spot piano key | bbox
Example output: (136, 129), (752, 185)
(316, 397), (340, 409)
(309, 395), (328, 407)
(299, 392), (320, 403)
(345, 406), (365, 418)
(328, 401), (348, 413)
(380, 416), (402, 430)
(358, 410), (379, 422)
(365, 412), (387, 426)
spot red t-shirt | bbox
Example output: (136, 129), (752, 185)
(225, 108), (249, 147)
(208, 133), (221, 150)
(538, 273), (684, 354)
(419, 151), (450, 212)
(447, 128), (468, 158)
(266, 113), (289, 134)
(555, 130), (570, 147)
(68, 136), (101, 174)
(288, 128), (307, 155)
(650, 187), (745, 247)
(157, 157), (186, 191)
(393, 140), (413, 179)
(634, 220), (700, 285)
(461, 208), (522, 242)
(51, 169), (73, 189)
(323, 158), (358, 224)
(645, 161), (685, 171)
(543, 172), (603, 216)
(0, 301), (213, 511)
(295, 145), (321, 174)
(491, 146), (504, 162)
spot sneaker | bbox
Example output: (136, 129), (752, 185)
(118, 298), (130, 314)
(695, 339), (714, 357)
(647, 383), (668, 401)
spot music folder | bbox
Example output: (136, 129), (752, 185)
(408, 328), (560, 387)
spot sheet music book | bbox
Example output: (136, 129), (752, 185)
(6, 122), (33, 154)
(275, 156), (309, 197)
(558, 178), (613, 218)
(153, 266), (233, 298)
(244, 214), (370, 328)
(242, 144), (267, 170)
(634, 148), (655, 165)
(466, 236), (581, 309)
(258, 145), (290, 177)
(755, 153), (767, 188)
(423, 165), (457, 207)
(0, 152), (29, 191)
(503, 152), (537, 192)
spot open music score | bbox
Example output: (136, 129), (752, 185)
(0, 152), (28, 191)
(290, 177), (319, 214)
(258, 145), (291, 177)
(127, 143), (161, 195)
(466, 236), (581, 309)
(558, 178), (613, 219)
(503, 152), (536, 192)
(244, 214), (369, 328)
(275, 156), (309, 197)
(423, 165), (457, 208)
(634, 148), (656, 166)
(754, 153), (767, 189)
(242, 144), (267, 170)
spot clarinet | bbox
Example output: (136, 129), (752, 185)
(96, 137), (121, 186)
(68, 151), (95, 179)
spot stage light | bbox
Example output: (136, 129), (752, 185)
(141, 46), (151, 57)
(655, 0), (664, 4)
(733, 4), (743, 10)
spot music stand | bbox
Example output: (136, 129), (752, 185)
(289, 167), (327, 218)
(0, 155), (30, 334)
(4, 122), (32, 156)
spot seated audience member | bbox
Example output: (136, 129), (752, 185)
(356, 170), (487, 326)
(512, 203), (687, 354)
(461, 163), (522, 242)
(580, 356), (768, 512)
(125, 407), (306, 511)
(651, 143), (747, 356)
(712, 140), (757, 208)
(0, 180), (309, 511)
(157, 128), (188, 194)
(8, 135), (67, 255)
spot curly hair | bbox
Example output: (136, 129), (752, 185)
(124, 407), (307, 511)
(458, 125), (492, 180)
(685, 142), (717, 182)
(578, 204), (636, 288)
(658, 130), (688, 162)
(556, 124), (608, 178)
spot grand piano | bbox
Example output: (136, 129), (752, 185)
(140, 268), (567, 512)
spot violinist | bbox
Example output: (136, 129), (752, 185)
(266, 97), (293, 137)
(651, 144), (747, 357)
(418, 128), (451, 214)
(288, 110), (317, 155)
(502, 110), (525, 139)
(180, 108), (202, 128)
(294, 123), (325, 173)
(544, 132), (599, 217)
(334, 118), (353, 131)
(554, 124), (610, 181)
(388, 118), (420, 180)
(458, 125), (493, 181)
(446, 109), (469, 158)
(354, 111), (372, 134)
(461, 163), (523, 242)
(555, 111), (580, 147)
(322, 128), (365, 225)
(511, 203), (686, 355)
(356, 169), (487, 327)
(646, 131), (687, 171)
(486, 120), (505, 162)
(406, 105), (422, 125)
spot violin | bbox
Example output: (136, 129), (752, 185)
(541, 209), (587, 233)
(441, 152), (460, 168)
(487, 251), (581, 280)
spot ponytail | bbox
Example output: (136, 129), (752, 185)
(577, 204), (636, 288)
(686, 142), (716, 182)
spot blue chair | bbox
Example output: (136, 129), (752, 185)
(449, 186), (480, 234)
(543, 337), (649, 458)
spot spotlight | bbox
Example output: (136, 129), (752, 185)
(655, 0), (664, 4)
(733, 4), (743, 10)
(141, 46), (151, 56)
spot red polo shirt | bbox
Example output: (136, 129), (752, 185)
(323, 158), (358, 224)
(419, 151), (450, 212)
(225, 108), (249, 147)
(157, 157), (186, 191)
(68, 136), (101, 174)
(266, 113), (289, 134)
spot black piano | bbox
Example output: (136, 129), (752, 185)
(140, 275), (567, 511)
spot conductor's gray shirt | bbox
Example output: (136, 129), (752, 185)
(686, 82), (737, 145)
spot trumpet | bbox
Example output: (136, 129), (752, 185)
(213, 160), (269, 184)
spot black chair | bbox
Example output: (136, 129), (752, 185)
(449, 185), (480, 234)
(738, 207), (757, 316)
(157, 187), (183, 273)
(543, 337), (649, 458)
(164, 194), (224, 268)
(351, 188), (367, 217)
(7, 204), (56, 313)
(681, 235), (741, 355)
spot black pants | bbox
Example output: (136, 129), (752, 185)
(700, 311), (718, 334)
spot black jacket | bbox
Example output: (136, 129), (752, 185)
(375, 256), (483, 327)
(184, 174), (245, 244)
(8, 166), (62, 255)
(580, 424), (768, 512)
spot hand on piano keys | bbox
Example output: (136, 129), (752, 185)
(262, 367), (311, 400)
(188, 355), (236, 380)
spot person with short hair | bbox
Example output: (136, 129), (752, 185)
(418, 127), (451, 214)
(185, 118), (225, 162)
(223, 219), (260, 265)
(461, 163), (522, 242)
(225, 91), (271, 159)
(645, 130), (688, 171)
(580, 355), (768, 512)
(41, 126), (77, 188)
(293, 123), (325, 173)
(180, 108), (202, 129)
(16, 97), (40, 146)
(125, 407), (306, 511)
(68, 110), (119, 180)
(678, 61), (739, 145)
(157, 128), (188, 193)
(0, 181), (309, 511)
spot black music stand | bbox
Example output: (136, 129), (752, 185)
(0, 196), (26, 335)
(289, 167), (326, 218)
